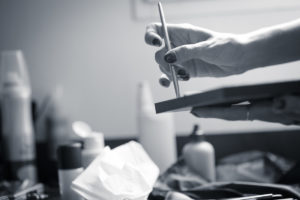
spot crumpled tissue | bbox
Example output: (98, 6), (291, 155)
(71, 141), (160, 200)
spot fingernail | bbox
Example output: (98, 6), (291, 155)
(159, 78), (170, 87)
(181, 74), (190, 81)
(273, 98), (286, 111)
(177, 69), (186, 76)
(152, 38), (161, 46)
(164, 52), (177, 63)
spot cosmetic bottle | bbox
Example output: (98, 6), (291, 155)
(57, 143), (83, 200)
(182, 125), (216, 182)
(0, 50), (37, 182)
(137, 81), (176, 173)
(81, 132), (104, 168)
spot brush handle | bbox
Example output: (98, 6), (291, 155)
(158, 2), (180, 98)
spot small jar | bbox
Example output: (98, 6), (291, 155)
(81, 132), (104, 168)
(57, 143), (83, 200)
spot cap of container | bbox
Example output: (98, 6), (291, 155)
(57, 143), (82, 170)
(83, 132), (104, 150)
(1, 50), (31, 89)
(189, 124), (205, 142)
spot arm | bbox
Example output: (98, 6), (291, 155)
(243, 19), (300, 69)
(145, 19), (300, 81)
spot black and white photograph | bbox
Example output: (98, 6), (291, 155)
(0, 0), (299, 199)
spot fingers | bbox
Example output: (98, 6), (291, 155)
(273, 95), (300, 114)
(155, 47), (168, 66)
(159, 74), (170, 87)
(145, 23), (213, 47)
(146, 22), (219, 79)
(248, 101), (292, 124)
(145, 23), (163, 47)
(156, 48), (190, 82)
(182, 59), (229, 78)
(191, 105), (249, 121)
(158, 66), (190, 88)
(191, 99), (300, 125)
(177, 67), (190, 81)
(164, 41), (211, 65)
(272, 95), (300, 124)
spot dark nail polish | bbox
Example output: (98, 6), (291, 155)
(164, 52), (177, 63)
(152, 38), (161, 46)
(177, 69), (186, 76)
(182, 74), (190, 81)
(159, 78), (170, 87)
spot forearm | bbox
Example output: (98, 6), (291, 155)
(242, 19), (300, 69)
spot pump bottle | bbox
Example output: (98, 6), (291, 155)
(182, 125), (216, 182)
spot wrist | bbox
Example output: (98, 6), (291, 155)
(224, 33), (257, 73)
(240, 27), (285, 70)
(236, 33), (263, 71)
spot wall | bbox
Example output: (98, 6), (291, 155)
(0, 0), (299, 139)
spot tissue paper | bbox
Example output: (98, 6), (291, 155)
(72, 141), (159, 200)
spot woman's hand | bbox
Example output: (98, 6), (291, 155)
(145, 20), (300, 86)
(145, 23), (251, 84)
(191, 95), (300, 125)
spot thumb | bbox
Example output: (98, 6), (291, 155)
(164, 41), (210, 64)
(273, 95), (300, 115)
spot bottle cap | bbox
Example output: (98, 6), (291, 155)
(1, 50), (31, 89)
(83, 132), (104, 150)
(190, 124), (205, 141)
(57, 143), (82, 170)
(137, 81), (155, 114)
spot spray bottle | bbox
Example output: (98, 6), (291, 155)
(137, 81), (176, 173)
(0, 50), (37, 182)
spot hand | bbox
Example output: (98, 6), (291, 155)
(145, 23), (251, 85)
(191, 95), (300, 125)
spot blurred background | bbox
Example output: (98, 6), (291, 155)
(1, 0), (300, 139)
